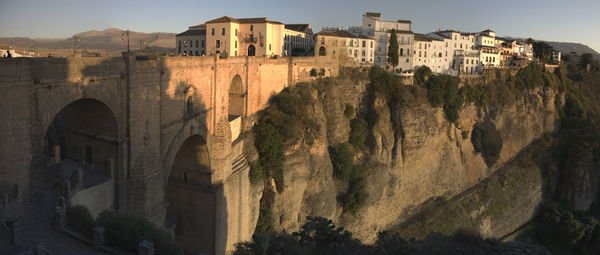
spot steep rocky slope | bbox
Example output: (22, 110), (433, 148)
(244, 67), (563, 244)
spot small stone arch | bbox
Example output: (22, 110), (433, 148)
(228, 74), (245, 119)
(248, 45), (256, 56)
(319, 46), (326, 56)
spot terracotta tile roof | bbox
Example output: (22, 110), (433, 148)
(386, 29), (413, 34)
(238, 17), (283, 24)
(316, 30), (373, 39)
(397, 20), (412, 23)
(285, 24), (312, 33)
(413, 33), (432, 42)
(189, 24), (206, 29)
(206, 16), (238, 24)
(365, 12), (382, 18)
(177, 30), (206, 36)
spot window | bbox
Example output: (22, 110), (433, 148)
(250, 25), (254, 31)
(269, 44), (271, 50)
(419, 43), (422, 49)
(406, 58), (409, 63)
(260, 42), (263, 47)
(445, 42), (448, 47)
(424, 52), (427, 57)
(362, 41), (366, 47)
(222, 28), (225, 35)
(235, 51), (237, 56)
(211, 28), (215, 36)
(419, 51), (421, 57)
(235, 29), (238, 36)
(407, 49), (410, 56)
(362, 50), (365, 57)
(439, 53), (442, 57)
(445, 51), (447, 57)
(460, 43), (463, 49)
(371, 41), (373, 47)
(400, 48), (403, 56)
(202, 40), (205, 48)
(195, 50), (198, 56)
(216, 40), (221, 48)
(454, 35), (457, 40)
(235, 40), (237, 48)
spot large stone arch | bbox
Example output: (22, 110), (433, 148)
(165, 134), (215, 254)
(43, 98), (119, 178)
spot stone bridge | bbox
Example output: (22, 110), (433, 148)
(0, 53), (339, 254)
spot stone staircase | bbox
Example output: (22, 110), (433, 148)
(231, 154), (249, 175)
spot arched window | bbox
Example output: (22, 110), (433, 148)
(186, 96), (193, 115)
(318, 46), (326, 56)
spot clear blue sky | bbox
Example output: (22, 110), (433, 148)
(1, 0), (599, 52)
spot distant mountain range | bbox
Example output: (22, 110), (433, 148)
(0, 28), (176, 51)
(1, 28), (598, 60)
(544, 41), (600, 61)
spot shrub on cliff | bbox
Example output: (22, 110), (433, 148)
(254, 196), (275, 236)
(339, 164), (368, 214)
(261, 83), (318, 145)
(254, 122), (285, 192)
(344, 104), (355, 119)
(249, 161), (264, 185)
(426, 74), (463, 123)
(328, 143), (354, 181)
(349, 118), (368, 150)
(414, 65), (432, 85)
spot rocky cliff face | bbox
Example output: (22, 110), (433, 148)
(250, 76), (560, 243)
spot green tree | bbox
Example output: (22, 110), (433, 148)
(532, 41), (554, 63)
(580, 53), (595, 71)
(387, 29), (399, 72)
(414, 65), (432, 85)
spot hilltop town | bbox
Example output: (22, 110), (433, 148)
(174, 12), (563, 77)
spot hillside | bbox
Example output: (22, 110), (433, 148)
(0, 28), (176, 51)
(545, 41), (600, 60)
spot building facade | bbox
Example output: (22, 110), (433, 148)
(283, 24), (314, 56)
(176, 24), (207, 56)
(314, 29), (375, 65)
(204, 16), (285, 57)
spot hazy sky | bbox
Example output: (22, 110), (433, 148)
(1, 0), (599, 52)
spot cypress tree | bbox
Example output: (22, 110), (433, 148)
(387, 29), (399, 72)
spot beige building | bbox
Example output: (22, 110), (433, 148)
(315, 29), (375, 65)
(176, 24), (206, 56)
(475, 30), (500, 67)
(283, 24), (314, 56)
(204, 16), (285, 57)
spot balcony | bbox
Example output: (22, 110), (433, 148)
(243, 35), (264, 43)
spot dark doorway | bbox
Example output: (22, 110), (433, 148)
(248, 45), (256, 56)
(319, 46), (326, 56)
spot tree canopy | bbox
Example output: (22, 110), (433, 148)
(387, 29), (399, 71)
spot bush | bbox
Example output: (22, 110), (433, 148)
(414, 66), (432, 85)
(339, 164), (368, 214)
(67, 205), (96, 237)
(310, 68), (318, 77)
(254, 122), (285, 192)
(319, 68), (326, 77)
(471, 127), (483, 152)
(254, 196), (274, 236)
(97, 210), (175, 254)
(426, 74), (463, 123)
(460, 85), (488, 108)
(344, 104), (355, 119)
(249, 161), (264, 185)
(349, 118), (368, 150)
(328, 143), (354, 181)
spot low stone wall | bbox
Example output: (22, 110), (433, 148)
(71, 179), (115, 217)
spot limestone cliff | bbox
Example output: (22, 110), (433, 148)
(248, 73), (561, 243)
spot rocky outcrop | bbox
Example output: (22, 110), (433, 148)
(251, 77), (561, 243)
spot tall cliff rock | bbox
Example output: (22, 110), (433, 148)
(248, 73), (561, 243)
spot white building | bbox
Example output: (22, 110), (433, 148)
(349, 12), (412, 69)
(284, 24), (314, 56)
(428, 30), (479, 74)
(475, 30), (500, 67)
(176, 24), (207, 56)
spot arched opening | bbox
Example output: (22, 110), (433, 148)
(44, 99), (118, 181)
(247, 45), (256, 56)
(319, 46), (326, 56)
(166, 135), (214, 254)
(229, 75), (245, 119)
(43, 99), (118, 215)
